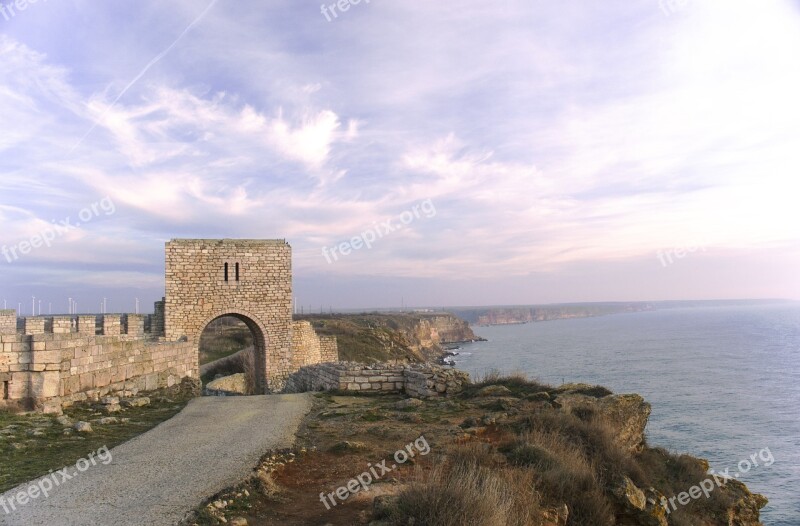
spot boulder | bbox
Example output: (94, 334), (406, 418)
(121, 397), (151, 408)
(553, 393), (651, 452)
(102, 403), (122, 414)
(476, 385), (512, 397)
(205, 374), (248, 396)
(73, 421), (93, 433)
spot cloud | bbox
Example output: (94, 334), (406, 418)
(1, 0), (799, 307)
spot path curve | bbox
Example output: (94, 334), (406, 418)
(199, 345), (253, 376)
(0, 394), (313, 526)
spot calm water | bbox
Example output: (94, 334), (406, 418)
(452, 303), (800, 526)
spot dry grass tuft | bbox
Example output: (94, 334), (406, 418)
(389, 447), (542, 526)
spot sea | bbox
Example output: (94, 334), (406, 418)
(450, 303), (800, 526)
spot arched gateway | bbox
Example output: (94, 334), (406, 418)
(164, 239), (293, 393)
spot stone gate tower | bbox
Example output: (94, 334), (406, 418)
(164, 239), (293, 392)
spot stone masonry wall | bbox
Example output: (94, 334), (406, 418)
(283, 362), (469, 398)
(165, 239), (292, 392)
(290, 321), (339, 370)
(320, 336), (338, 362)
(0, 312), (196, 413)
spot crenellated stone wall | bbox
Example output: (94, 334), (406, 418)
(0, 310), (15, 334)
(0, 311), (196, 413)
(283, 362), (469, 398)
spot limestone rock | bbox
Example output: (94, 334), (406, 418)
(102, 403), (122, 414)
(55, 415), (73, 427)
(205, 374), (248, 396)
(121, 397), (151, 408)
(612, 478), (668, 526)
(525, 391), (551, 402)
(476, 385), (512, 397)
(722, 479), (769, 525)
(73, 421), (93, 433)
(612, 476), (646, 511)
(553, 393), (651, 452)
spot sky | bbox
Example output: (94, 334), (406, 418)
(0, 0), (799, 314)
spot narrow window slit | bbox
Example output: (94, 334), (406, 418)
(235, 263), (240, 282)
(224, 263), (229, 282)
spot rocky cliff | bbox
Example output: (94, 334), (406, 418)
(296, 312), (482, 363)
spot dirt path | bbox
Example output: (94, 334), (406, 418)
(0, 394), (313, 526)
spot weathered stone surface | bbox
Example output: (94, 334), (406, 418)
(121, 397), (150, 408)
(476, 384), (513, 397)
(554, 393), (651, 452)
(205, 374), (248, 396)
(73, 421), (93, 433)
(612, 476), (646, 511)
(722, 479), (769, 526)
(102, 403), (122, 414)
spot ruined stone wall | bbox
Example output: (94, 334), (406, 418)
(165, 239), (292, 392)
(0, 312), (196, 413)
(283, 362), (469, 397)
(152, 298), (165, 337)
(290, 321), (339, 370)
(319, 336), (338, 362)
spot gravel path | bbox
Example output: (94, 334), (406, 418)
(0, 394), (313, 526)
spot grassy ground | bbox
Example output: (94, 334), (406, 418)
(0, 381), (196, 494)
(198, 317), (253, 366)
(183, 374), (744, 526)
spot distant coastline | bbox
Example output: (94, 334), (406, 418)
(448, 299), (792, 327)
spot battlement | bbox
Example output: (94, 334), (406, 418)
(0, 311), (157, 338)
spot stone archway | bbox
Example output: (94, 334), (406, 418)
(197, 311), (269, 393)
(163, 239), (293, 393)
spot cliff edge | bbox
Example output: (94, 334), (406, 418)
(296, 312), (482, 363)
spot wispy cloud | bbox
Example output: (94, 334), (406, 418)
(0, 0), (798, 309)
